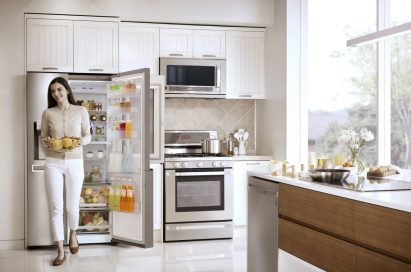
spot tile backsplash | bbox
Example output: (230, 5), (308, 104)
(165, 98), (256, 151)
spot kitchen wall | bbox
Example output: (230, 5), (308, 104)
(256, 0), (305, 164)
(165, 99), (256, 151)
(0, 0), (274, 248)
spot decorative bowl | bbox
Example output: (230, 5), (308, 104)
(308, 169), (350, 185)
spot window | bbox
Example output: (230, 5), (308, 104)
(307, 0), (378, 166)
(390, 33), (411, 168)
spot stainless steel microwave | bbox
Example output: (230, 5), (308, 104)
(160, 57), (226, 98)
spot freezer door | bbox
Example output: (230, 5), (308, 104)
(26, 72), (69, 247)
(109, 68), (153, 247)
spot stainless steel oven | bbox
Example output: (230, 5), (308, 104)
(163, 130), (233, 242)
(160, 57), (226, 98)
(164, 163), (233, 241)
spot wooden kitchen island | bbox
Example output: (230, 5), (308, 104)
(248, 172), (411, 272)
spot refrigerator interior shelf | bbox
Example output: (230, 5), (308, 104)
(72, 89), (107, 95)
(77, 225), (110, 230)
(107, 107), (140, 114)
(84, 158), (106, 162)
(89, 141), (108, 145)
(107, 92), (140, 100)
(82, 182), (110, 186)
(80, 203), (107, 208)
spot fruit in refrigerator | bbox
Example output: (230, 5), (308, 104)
(82, 214), (91, 225)
(79, 197), (85, 204)
(84, 188), (92, 196)
(92, 196), (98, 203)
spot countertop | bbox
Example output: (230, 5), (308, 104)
(248, 171), (411, 213)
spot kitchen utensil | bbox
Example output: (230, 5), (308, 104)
(238, 141), (248, 155)
(243, 132), (249, 141)
(234, 132), (240, 141)
(201, 139), (223, 154)
(308, 169), (350, 185)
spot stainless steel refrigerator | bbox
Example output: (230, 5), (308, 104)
(26, 69), (154, 248)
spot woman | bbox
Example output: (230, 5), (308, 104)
(40, 77), (91, 266)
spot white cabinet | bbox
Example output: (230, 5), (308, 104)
(119, 24), (159, 74)
(26, 19), (73, 72)
(192, 30), (226, 58)
(160, 28), (192, 58)
(226, 31), (265, 99)
(160, 28), (225, 58)
(233, 160), (269, 226)
(74, 21), (118, 74)
(150, 163), (163, 230)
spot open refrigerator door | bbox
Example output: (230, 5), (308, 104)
(107, 68), (153, 248)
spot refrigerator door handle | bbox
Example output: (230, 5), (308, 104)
(32, 165), (45, 172)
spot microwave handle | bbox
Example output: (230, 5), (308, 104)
(216, 64), (221, 89)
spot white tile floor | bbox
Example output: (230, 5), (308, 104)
(0, 229), (323, 272)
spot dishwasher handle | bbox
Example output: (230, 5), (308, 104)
(248, 183), (277, 195)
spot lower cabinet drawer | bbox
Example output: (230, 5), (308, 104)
(279, 218), (355, 272)
(279, 218), (411, 272)
(279, 184), (355, 240)
(355, 246), (411, 272)
(355, 202), (411, 262)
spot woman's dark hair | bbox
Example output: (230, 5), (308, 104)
(47, 77), (76, 108)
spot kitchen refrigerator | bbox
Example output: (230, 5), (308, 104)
(26, 69), (159, 248)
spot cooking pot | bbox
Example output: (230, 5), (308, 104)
(202, 139), (223, 154)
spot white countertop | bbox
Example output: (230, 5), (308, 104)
(248, 171), (411, 213)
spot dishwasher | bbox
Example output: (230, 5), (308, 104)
(247, 176), (278, 272)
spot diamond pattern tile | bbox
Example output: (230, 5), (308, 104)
(165, 98), (256, 150)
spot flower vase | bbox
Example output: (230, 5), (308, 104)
(350, 153), (365, 175)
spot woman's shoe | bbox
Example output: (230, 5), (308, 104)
(52, 255), (66, 266)
(69, 236), (79, 254)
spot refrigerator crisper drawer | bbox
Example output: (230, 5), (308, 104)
(80, 185), (109, 208)
(78, 210), (110, 234)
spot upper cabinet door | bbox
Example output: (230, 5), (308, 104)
(74, 21), (119, 74)
(26, 19), (73, 72)
(226, 31), (265, 99)
(159, 28), (192, 58)
(119, 24), (159, 74)
(192, 30), (226, 59)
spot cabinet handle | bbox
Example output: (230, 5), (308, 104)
(248, 183), (277, 195)
(239, 95), (253, 98)
(42, 67), (58, 70)
(169, 53), (183, 57)
(202, 54), (216, 58)
(32, 165), (45, 172)
(247, 162), (261, 165)
(89, 68), (104, 72)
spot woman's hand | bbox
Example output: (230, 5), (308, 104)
(43, 137), (51, 147)
(76, 138), (83, 147)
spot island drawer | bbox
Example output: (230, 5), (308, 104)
(356, 202), (411, 262)
(279, 184), (355, 240)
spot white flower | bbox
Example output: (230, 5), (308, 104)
(359, 128), (374, 142)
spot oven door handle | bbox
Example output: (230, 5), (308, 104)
(175, 172), (225, 176)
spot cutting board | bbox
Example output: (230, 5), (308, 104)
(367, 170), (397, 178)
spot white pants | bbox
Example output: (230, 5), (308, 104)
(45, 157), (84, 241)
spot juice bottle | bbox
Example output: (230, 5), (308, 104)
(126, 179), (134, 212)
(114, 180), (121, 211)
(125, 120), (133, 139)
(120, 178), (128, 211)
(108, 178), (115, 210)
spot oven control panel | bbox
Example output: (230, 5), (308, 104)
(165, 160), (233, 169)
